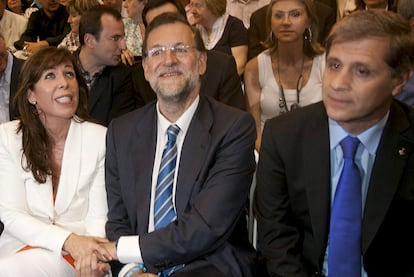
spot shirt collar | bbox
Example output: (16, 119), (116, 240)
(329, 112), (389, 155)
(156, 95), (200, 136)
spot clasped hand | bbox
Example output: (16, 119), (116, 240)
(63, 233), (112, 277)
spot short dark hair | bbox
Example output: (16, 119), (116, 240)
(326, 10), (414, 77)
(142, 0), (186, 27)
(142, 12), (205, 56)
(79, 5), (122, 45)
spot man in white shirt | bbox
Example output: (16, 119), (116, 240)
(226, 0), (268, 28)
(102, 12), (256, 277)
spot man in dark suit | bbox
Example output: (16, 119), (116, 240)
(255, 10), (414, 277)
(75, 5), (140, 126)
(134, 0), (245, 110)
(248, 0), (335, 60)
(102, 13), (256, 277)
(0, 34), (23, 123)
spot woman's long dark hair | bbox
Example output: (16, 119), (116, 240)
(14, 47), (90, 183)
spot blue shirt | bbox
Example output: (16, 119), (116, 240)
(322, 114), (388, 277)
(0, 52), (13, 124)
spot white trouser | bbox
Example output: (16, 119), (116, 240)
(0, 248), (75, 277)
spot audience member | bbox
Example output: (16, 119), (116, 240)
(102, 0), (121, 12)
(245, 0), (325, 151)
(102, 12), (256, 277)
(0, 33), (24, 123)
(137, 0), (245, 109)
(102, 0), (127, 17)
(398, 0), (414, 32)
(395, 0), (414, 106)
(354, 0), (396, 11)
(6, 0), (26, 14)
(188, 0), (248, 75)
(337, 0), (355, 18)
(0, 47), (111, 276)
(0, 0), (27, 49)
(248, 0), (334, 60)
(22, 0), (39, 18)
(75, 5), (139, 125)
(14, 0), (70, 53)
(58, 0), (101, 53)
(255, 10), (414, 277)
(225, 0), (268, 28)
(121, 0), (146, 65)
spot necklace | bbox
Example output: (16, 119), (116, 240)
(276, 51), (305, 114)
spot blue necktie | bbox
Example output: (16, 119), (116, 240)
(155, 124), (180, 230)
(154, 124), (184, 277)
(328, 136), (362, 277)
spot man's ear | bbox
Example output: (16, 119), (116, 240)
(391, 70), (412, 96)
(198, 51), (207, 76)
(142, 58), (150, 81)
(84, 33), (97, 49)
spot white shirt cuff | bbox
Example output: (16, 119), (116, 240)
(117, 235), (143, 264)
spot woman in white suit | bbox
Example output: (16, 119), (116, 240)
(0, 47), (111, 276)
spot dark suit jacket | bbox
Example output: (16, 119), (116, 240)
(255, 101), (414, 277)
(88, 63), (138, 126)
(9, 55), (24, 121)
(105, 96), (256, 276)
(132, 50), (245, 110)
(14, 5), (70, 50)
(248, 1), (336, 60)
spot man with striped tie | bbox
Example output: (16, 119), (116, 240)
(102, 12), (256, 277)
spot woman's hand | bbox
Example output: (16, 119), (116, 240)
(63, 233), (113, 263)
(23, 41), (49, 54)
(75, 252), (111, 277)
(121, 48), (135, 66)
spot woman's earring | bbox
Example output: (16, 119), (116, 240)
(304, 27), (312, 42)
(270, 31), (274, 43)
(30, 100), (36, 105)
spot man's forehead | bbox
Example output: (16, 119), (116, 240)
(147, 22), (193, 45)
(100, 14), (124, 31)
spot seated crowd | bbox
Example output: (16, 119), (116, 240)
(0, 0), (413, 276)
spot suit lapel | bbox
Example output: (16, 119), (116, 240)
(175, 98), (212, 216)
(304, 104), (332, 259)
(87, 79), (102, 113)
(133, 108), (158, 233)
(362, 102), (414, 252)
(54, 120), (80, 214)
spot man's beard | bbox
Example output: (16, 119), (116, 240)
(151, 68), (199, 104)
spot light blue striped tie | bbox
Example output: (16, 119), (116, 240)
(154, 124), (184, 276)
(155, 124), (180, 230)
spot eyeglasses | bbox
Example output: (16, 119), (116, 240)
(145, 44), (197, 59)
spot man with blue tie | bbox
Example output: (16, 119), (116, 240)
(255, 10), (414, 277)
(102, 12), (256, 277)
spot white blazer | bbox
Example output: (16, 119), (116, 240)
(0, 119), (107, 257)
